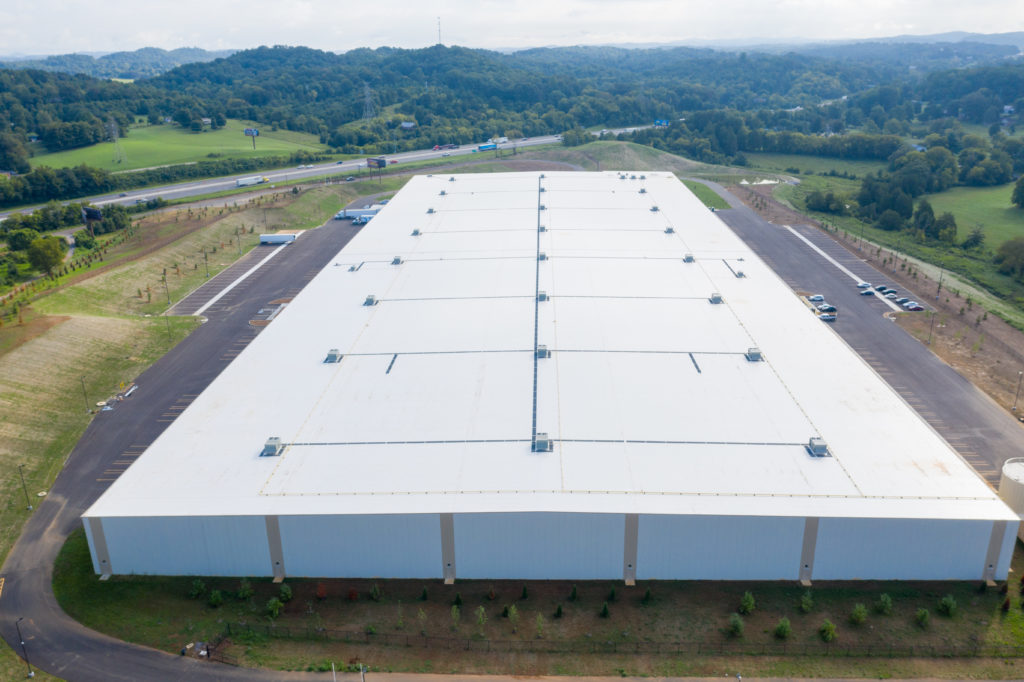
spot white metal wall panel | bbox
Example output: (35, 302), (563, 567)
(637, 514), (803, 580)
(455, 513), (624, 579)
(100, 516), (270, 576)
(279, 514), (441, 578)
(996, 519), (1018, 578)
(814, 518), (998, 580)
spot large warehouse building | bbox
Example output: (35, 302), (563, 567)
(83, 171), (1018, 582)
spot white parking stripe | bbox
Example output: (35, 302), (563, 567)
(192, 244), (290, 316)
(783, 225), (903, 312)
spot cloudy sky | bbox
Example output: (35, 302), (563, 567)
(1, 0), (1022, 55)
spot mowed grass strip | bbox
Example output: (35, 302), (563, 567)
(29, 119), (327, 172)
(925, 183), (1024, 248)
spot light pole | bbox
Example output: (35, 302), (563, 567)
(15, 618), (35, 678)
(80, 376), (89, 413)
(203, 248), (209, 279)
(162, 275), (170, 305)
(17, 464), (31, 511)
(927, 310), (937, 346)
(1013, 370), (1023, 412)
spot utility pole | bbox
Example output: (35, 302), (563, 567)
(1013, 370), (1023, 412)
(80, 376), (89, 413)
(927, 310), (937, 346)
(162, 275), (170, 305)
(17, 464), (31, 511)
(203, 248), (209, 278)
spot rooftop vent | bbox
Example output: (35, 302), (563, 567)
(538, 252), (547, 261)
(640, 174), (646, 180)
(639, 188), (647, 194)
(533, 433), (553, 452)
(664, 227), (675, 234)
(539, 186), (546, 192)
(538, 225), (547, 232)
(363, 295), (378, 306)
(650, 206), (660, 212)
(261, 437), (283, 457)
(427, 207), (435, 214)
(683, 254), (695, 263)
(735, 270), (746, 278)
(391, 257), (403, 265)
(411, 228), (421, 236)
(324, 348), (342, 363)
(449, 176), (456, 182)
(537, 291), (548, 302)
(619, 174), (626, 180)
(539, 173), (545, 179)
(630, 174), (637, 180)
(744, 347), (763, 362)
(709, 292), (723, 304)
(806, 437), (830, 457)
(539, 204), (547, 211)
(439, 190), (446, 196)
(536, 345), (551, 359)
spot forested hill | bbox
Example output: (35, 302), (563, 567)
(0, 47), (235, 80)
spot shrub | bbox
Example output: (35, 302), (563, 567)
(916, 608), (930, 628)
(208, 589), (224, 608)
(450, 604), (461, 630)
(521, 585), (529, 600)
(315, 582), (327, 601)
(875, 593), (893, 615)
(487, 587), (496, 601)
(641, 588), (652, 605)
(417, 607), (427, 634)
(599, 601), (610, 618)
(850, 603), (868, 625)
(569, 584), (578, 601)
(266, 597), (283, 619)
(608, 586), (616, 602)
(370, 583), (382, 602)
(419, 586), (428, 601)
(727, 613), (744, 637)
(554, 604), (563, 619)
(738, 591), (755, 615)
(452, 592), (462, 607)
(774, 617), (791, 640)
(799, 590), (814, 613)
(279, 583), (293, 603)
(508, 603), (520, 631)
(819, 619), (837, 642)
(938, 594), (957, 617)
(189, 579), (206, 599)
(365, 624), (376, 635)
(535, 613), (545, 638)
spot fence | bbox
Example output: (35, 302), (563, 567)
(215, 622), (1024, 659)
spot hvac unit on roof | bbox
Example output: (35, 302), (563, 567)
(324, 348), (343, 363)
(411, 228), (421, 236)
(538, 225), (547, 232)
(650, 206), (660, 212)
(439, 190), (446, 196)
(539, 187), (546, 192)
(363, 295), (378, 306)
(533, 433), (553, 452)
(427, 208), (435, 214)
(664, 227), (675, 234)
(709, 292), (723, 304)
(538, 252), (547, 261)
(261, 437), (283, 457)
(536, 345), (551, 359)
(537, 291), (548, 302)
(449, 176), (456, 182)
(806, 437), (830, 457)
(683, 254), (695, 263)
(639, 188), (647, 194)
(744, 347), (763, 362)
(391, 257), (403, 265)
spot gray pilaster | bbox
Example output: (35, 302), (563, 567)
(799, 517), (819, 585)
(983, 520), (1008, 583)
(440, 513), (456, 584)
(265, 515), (286, 583)
(623, 514), (639, 586)
(85, 517), (112, 579)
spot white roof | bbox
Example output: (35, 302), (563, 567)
(85, 171), (1015, 522)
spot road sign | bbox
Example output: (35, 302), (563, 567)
(243, 128), (259, 137)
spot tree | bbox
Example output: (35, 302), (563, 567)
(912, 199), (935, 238)
(27, 236), (65, 274)
(877, 209), (904, 232)
(961, 225), (984, 250)
(935, 212), (958, 243)
(819, 619), (837, 642)
(738, 591), (755, 615)
(774, 617), (791, 639)
(995, 236), (1024, 278)
(727, 613), (744, 637)
(6, 228), (40, 251)
(1012, 176), (1024, 209)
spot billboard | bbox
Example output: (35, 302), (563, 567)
(367, 157), (387, 169)
(82, 207), (103, 221)
(654, 119), (670, 127)
(244, 128), (260, 137)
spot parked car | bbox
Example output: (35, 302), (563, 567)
(860, 289), (875, 296)
(906, 305), (924, 311)
(856, 282), (871, 289)
(808, 294), (825, 302)
(902, 300), (920, 308)
(896, 297), (911, 304)
(875, 285), (888, 292)
(818, 304), (837, 313)
(819, 313), (837, 322)
(346, 177), (355, 182)
(885, 292), (898, 299)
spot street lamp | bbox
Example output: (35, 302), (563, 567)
(17, 464), (31, 511)
(162, 275), (170, 305)
(80, 376), (89, 413)
(1013, 370), (1023, 412)
(14, 618), (35, 678)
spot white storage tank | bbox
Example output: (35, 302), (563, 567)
(999, 457), (1024, 541)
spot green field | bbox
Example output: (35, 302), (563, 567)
(745, 152), (886, 178)
(925, 183), (1024, 248)
(29, 119), (327, 172)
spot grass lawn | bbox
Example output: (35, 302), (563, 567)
(52, 524), (1024, 676)
(683, 180), (730, 209)
(745, 152), (886, 178)
(925, 184), (1024, 248)
(29, 119), (327, 172)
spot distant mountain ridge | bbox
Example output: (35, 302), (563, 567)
(0, 47), (235, 80)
